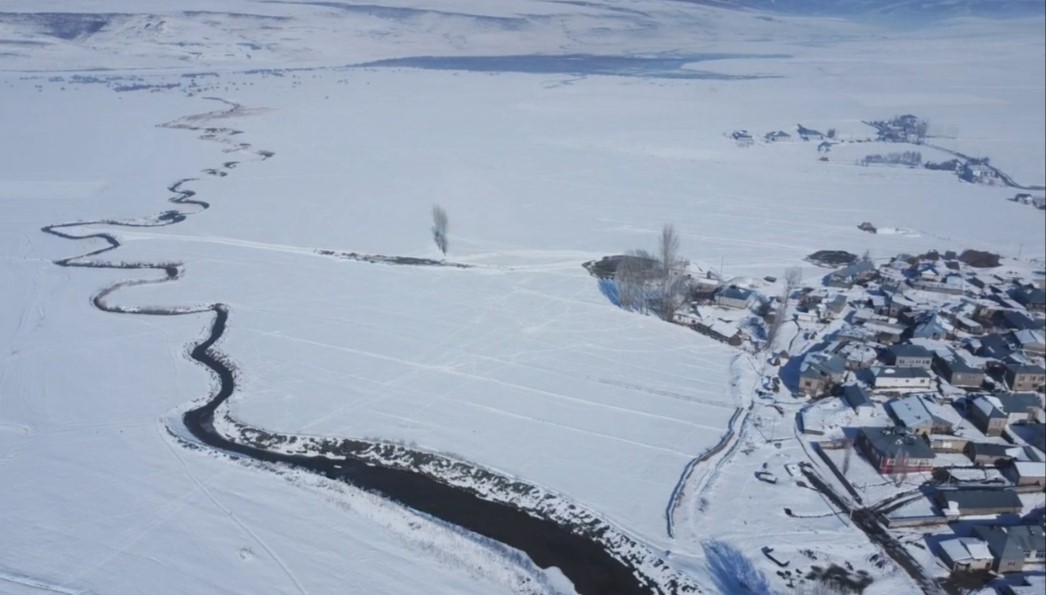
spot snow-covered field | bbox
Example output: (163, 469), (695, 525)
(1, 1), (1044, 594)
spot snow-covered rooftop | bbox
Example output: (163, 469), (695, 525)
(939, 537), (992, 563)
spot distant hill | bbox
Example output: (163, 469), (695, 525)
(683, 0), (1045, 20)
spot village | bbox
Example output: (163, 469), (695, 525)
(730, 114), (1046, 206)
(662, 246), (1046, 592)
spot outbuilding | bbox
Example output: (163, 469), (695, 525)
(716, 286), (753, 310)
(841, 384), (876, 417)
(938, 537), (994, 572)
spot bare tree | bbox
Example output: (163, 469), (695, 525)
(659, 224), (682, 276)
(784, 267), (802, 296)
(656, 224), (689, 320)
(894, 443), (909, 488)
(914, 119), (929, 143)
(615, 250), (650, 312)
(860, 249), (872, 264)
(615, 225), (690, 319)
(659, 273), (691, 321)
(431, 205), (448, 256)
(766, 267), (802, 350)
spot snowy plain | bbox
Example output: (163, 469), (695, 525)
(1, 1), (1045, 594)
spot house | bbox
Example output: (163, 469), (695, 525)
(995, 310), (1045, 332)
(1000, 574), (1046, 595)
(1013, 329), (1046, 356)
(764, 130), (791, 142)
(970, 396), (1012, 436)
(1004, 460), (1046, 489)
(965, 442), (1018, 466)
(826, 260), (876, 289)
(672, 308), (701, 326)
(969, 393), (1044, 435)
(937, 537), (994, 572)
(934, 352), (985, 389)
(798, 290), (825, 311)
(997, 392), (1044, 422)
(954, 315), (984, 335)
(716, 286), (753, 310)
(841, 384), (876, 417)
(855, 426), (936, 474)
(888, 394), (955, 435)
(829, 339), (878, 370)
(960, 161), (999, 184)
(886, 293), (917, 318)
(796, 124), (824, 140)
(731, 130), (754, 147)
(882, 342), (933, 365)
(973, 525), (1046, 573)
(1005, 362), (1046, 392)
(930, 434), (969, 453)
(993, 294), (1030, 313)
(1019, 423), (1046, 452)
(851, 309), (878, 325)
(871, 366), (934, 392)
(866, 294), (882, 313)
(1014, 444), (1046, 462)
(936, 488), (1023, 518)
(978, 333), (1016, 360)
(1010, 286), (1046, 313)
(824, 294), (847, 319)
(885, 344), (934, 369)
(913, 313), (952, 340)
(863, 320), (907, 345)
(912, 274), (966, 295)
(798, 352), (847, 396)
(968, 296), (1001, 317)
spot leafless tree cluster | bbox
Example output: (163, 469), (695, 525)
(858, 151), (922, 167)
(615, 224), (690, 320)
(784, 267), (802, 294)
(913, 119), (929, 142)
(615, 249), (657, 312)
(431, 205), (448, 256)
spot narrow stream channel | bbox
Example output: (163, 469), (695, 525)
(41, 100), (671, 595)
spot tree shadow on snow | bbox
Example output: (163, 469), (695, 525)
(702, 540), (774, 595)
(598, 277), (621, 308)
